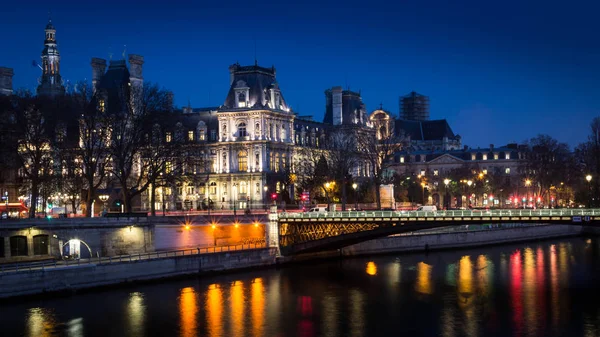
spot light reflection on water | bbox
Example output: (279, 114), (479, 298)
(1, 237), (598, 337)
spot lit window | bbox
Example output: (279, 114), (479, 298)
(420, 170), (425, 176)
(400, 157), (404, 163)
(166, 161), (172, 173)
(210, 130), (216, 141)
(483, 154), (488, 161)
(238, 150), (248, 172)
(434, 170), (439, 176)
(199, 130), (205, 141)
(494, 154), (499, 160)
(166, 132), (172, 143)
(188, 131), (194, 141)
(483, 169), (488, 175)
(99, 99), (105, 113)
(505, 168), (511, 175)
(240, 181), (247, 194)
(210, 182), (217, 194)
(505, 153), (510, 160)
(471, 154), (476, 161)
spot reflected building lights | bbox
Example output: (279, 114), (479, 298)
(550, 244), (559, 331)
(366, 261), (377, 276)
(416, 262), (433, 295)
(536, 247), (547, 332)
(523, 248), (537, 334)
(127, 292), (145, 337)
(349, 289), (365, 337)
(26, 308), (56, 337)
(251, 278), (265, 337)
(179, 287), (198, 337)
(458, 255), (476, 337)
(230, 281), (245, 337)
(322, 295), (338, 337)
(510, 250), (523, 334)
(206, 284), (223, 337)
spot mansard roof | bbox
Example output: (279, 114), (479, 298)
(221, 62), (290, 112)
(395, 119), (457, 141)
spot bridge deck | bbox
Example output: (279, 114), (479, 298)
(279, 208), (600, 221)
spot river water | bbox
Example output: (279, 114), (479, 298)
(1, 236), (600, 337)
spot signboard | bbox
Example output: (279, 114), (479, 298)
(573, 216), (582, 222)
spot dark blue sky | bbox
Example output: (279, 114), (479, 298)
(2, 0), (599, 148)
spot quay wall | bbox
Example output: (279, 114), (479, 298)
(341, 224), (583, 256)
(0, 248), (276, 299)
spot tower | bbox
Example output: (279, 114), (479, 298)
(37, 19), (65, 97)
(400, 91), (429, 121)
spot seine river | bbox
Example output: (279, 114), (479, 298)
(1, 236), (600, 337)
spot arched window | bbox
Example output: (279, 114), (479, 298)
(210, 182), (217, 195)
(222, 153), (227, 170)
(255, 152), (260, 167)
(255, 122), (260, 138)
(238, 122), (247, 137)
(240, 181), (247, 194)
(281, 124), (286, 140)
(238, 150), (248, 172)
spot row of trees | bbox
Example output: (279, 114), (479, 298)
(0, 81), (195, 218)
(295, 127), (404, 210)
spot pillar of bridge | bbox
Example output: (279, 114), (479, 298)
(267, 206), (280, 255)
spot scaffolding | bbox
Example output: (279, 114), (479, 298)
(400, 91), (430, 121)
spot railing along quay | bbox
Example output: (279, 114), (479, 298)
(279, 208), (600, 219)
(0, 242), (267, 274)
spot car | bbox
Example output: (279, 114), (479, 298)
(307, 207), (327, 213)
(416, 205), (437, 212)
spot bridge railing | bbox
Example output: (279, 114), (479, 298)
(0, 242), (267, 274)
(278, 208), (600, 219)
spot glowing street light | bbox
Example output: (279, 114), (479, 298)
(352, 183), (358, 210)
(586, 174), (593, 208)
(99, 194), (109, 215)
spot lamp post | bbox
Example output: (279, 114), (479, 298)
(3, 191), (8, 219)
(525, 179), (532, 208)
(420, 182), (426, 205)
(263, 186), (268, 211)
(99, 194), (109, 215)
(443, 178), (450, 209)
(352, 183), (358, 211)
(233, 183), (237, 216)
(586, 174), (592, 208)
(467, 180), (473, 207)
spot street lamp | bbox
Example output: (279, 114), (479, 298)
(586, 174), (592, 208)
(443, 178), (450, 209)
(99, 194), (109, 215)
(263, 186), (268, 211)
(466, 180), (473, 207)
(3, 191), (8, 219)
(233, 183), (237, 216)
(352, 183), (358, 210)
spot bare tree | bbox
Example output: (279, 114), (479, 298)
(358, 130), (404, 209)
(322, 129), (361, 210)
(524, 134), (571, 204)
(107, 83), (174, 213)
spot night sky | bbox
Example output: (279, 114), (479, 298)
(1, 0), (599, 148)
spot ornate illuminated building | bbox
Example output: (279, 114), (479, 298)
(36, 20), (65, 97)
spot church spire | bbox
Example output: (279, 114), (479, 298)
(37, 18), (65, 96)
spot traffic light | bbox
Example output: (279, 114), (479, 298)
(301, 195), (307, 201)
(271, 193), (277, 200)
(116, 201), (121, 206)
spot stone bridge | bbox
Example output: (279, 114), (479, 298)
(276, 208), (600, 255)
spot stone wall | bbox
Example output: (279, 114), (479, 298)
(154, 224), (266, 250)
(341, 224), (582, 256)
(0, 248), (276, 299)
(0, 219), (154, 262)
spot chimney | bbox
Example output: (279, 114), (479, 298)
(490, 144), (494, 151)
(128, 54), (144, 89)
(91, 58), (106, 92)
(0, 67), (14, 96)
(229, 63), (239, 85)
(332, 86), (343, 126)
